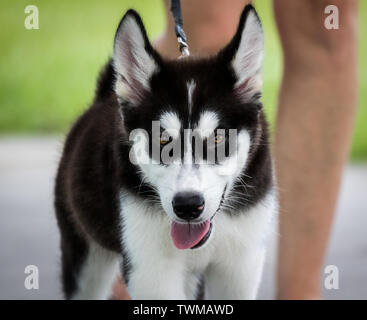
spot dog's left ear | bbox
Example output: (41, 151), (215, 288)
(113, 10), (160, 105)
(220, 5), (264, 101)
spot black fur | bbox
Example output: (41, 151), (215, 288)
(54, 4), (272, 298)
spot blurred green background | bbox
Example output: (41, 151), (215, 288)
(0, 0), (366, 159)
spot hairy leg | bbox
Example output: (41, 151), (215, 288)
(273, 0), (358, 299)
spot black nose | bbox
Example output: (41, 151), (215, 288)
(172, 192), (205, 221)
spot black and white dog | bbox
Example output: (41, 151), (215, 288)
(55, 4), (276, 300)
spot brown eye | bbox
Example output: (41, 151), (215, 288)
(214, 134), (224, 144)
(160, 136), (171, 145)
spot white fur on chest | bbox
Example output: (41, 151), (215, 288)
(120, 190), (276, 276)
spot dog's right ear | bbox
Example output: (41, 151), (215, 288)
(113, 10), (159, 105)
(219, 5), (264, 103)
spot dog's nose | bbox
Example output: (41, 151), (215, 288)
(172, 192), (205, 221)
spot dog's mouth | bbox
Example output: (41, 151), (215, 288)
(190, 222), (213, 249)
(170, 219), (212, 250)
(170, 185), (226, 250)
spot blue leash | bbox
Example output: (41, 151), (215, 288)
(170, 0), (190, 57)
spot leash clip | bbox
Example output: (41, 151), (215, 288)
(177, 36), (190, 58)
(171, 0), (190, 58)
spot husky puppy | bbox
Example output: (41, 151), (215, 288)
(55, 4), (276, 300)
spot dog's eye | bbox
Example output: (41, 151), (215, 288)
(214, 134), (224, 144)
(160, 136), (172, 145)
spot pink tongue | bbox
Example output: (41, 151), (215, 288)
(171, 220), (210, 250)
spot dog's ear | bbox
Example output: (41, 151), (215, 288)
(220, 5), (264, 101)
(113, 10), (159, 105)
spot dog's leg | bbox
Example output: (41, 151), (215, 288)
(185, 273), (204, 300)
(205, 247), (266, 300)
(59, 211), (120, 300)
(70, 241), (120, 300)
(126, 259), (187, 299)
(56, 203), (90, 299)
(121, 199), (187, 299)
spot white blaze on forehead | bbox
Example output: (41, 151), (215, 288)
(160, 111), (181, 138)
(196, 111), (220, 138)
(187, 80), (196, 116)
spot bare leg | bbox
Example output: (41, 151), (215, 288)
(111, 276), (130, 300)
(273, 0), (358, 299)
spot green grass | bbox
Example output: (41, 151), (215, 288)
(353, 0), (367, 160)
(0, 0), (366, 160)
(0, 0), (165, 132)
